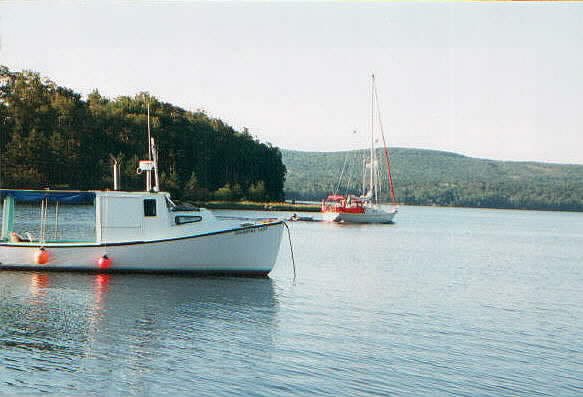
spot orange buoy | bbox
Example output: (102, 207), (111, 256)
(98, 255), (112, 270)
(34, 248), (50, 265)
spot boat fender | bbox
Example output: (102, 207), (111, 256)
(34, 248), (50, 265)
(98, 255), (112, 270)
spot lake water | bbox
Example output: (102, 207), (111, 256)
(0, 205), (581, 396)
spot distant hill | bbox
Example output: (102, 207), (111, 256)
(282, 148), (583, 212)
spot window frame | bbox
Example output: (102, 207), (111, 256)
(144, 199), (157, 217)
(175, 215), (203, 225)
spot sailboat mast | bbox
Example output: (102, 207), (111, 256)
(373, 75), (397, 205)
(369, 74), (374, 198)
(370, 74), (376, 203)
(362, 156), (366, 196)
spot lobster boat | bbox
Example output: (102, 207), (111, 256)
(0, 189), (283, 275)
(0, 126), (284, 274)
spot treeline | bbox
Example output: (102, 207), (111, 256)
(0, 66), (286, 201)
(283, 148), (583, 212)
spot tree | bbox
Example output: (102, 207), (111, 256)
(160, 171), (179, 197)
(183, 172), (209, 201)
(214, 184), (233, 201)
(248, 181), (266, 201)
(0, 66), (288, 199)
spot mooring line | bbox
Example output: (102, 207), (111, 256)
(282, 221), (296, 282)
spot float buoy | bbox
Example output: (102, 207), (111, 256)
(34, 248), (50, 265)
(98, 255), (112, 270)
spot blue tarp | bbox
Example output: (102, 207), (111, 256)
(0, 190), (95, 203)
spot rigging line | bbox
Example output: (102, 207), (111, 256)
(376, 157), (382, 195)
(334, 152), (350, 195)
(343, 153), (359, 196)
(39, 198), (48, 244)
(370, 74), (375, 202)
(102, 195), (108, 254)
(39, 199), (45, 243)
(339, 153), (353, 196)
(44, 199), (49, 243)
(341, 154), (352, 196)
(283, 221), (296, 282)
(53, 201), (59, 241)
(361, 152), (366, 196)
(373, 78), (397, 205)
(39, 199), (44, 243)
(337, 152), (350, 195)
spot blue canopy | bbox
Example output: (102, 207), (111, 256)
(0, 189), (95, 203)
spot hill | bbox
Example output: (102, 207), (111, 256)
(282, 148), (583, 212)
(0, 66), (285, 201)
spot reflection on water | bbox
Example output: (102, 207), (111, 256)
(0, 272), (278, 395)
(0, 206), (582, 396)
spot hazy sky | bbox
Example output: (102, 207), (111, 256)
(1, 1), (582, 164)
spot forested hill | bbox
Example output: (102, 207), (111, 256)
(282, 148), (583, 212)
(0, 66), (285, 201)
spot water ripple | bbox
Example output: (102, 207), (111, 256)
(0, 207), (582, 395)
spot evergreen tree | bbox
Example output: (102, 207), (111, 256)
(0, 66), (287, 200)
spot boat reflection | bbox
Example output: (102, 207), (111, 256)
(29, 273), (50, 302)
(93, 273), (111, 310)
(0, 271), (279, 377)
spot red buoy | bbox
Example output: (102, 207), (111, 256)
(34, 248), (50, 265)
(98, 255), (112, 270)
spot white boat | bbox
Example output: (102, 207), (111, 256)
(321, 74), (398, 224)
(321, 201), (397, 224)
(0, 189), (284, 275)
(0, 112), (285, 275)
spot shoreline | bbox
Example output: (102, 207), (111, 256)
(192, 200), (583, 215)
(191, 201), (322, 212)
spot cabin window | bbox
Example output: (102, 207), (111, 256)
(144, 199), (157, 217)
(175, 215), (202, 225)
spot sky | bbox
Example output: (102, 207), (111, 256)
(0, 1), (582, 164)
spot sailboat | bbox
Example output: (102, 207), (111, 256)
(321, 74), (398, 224)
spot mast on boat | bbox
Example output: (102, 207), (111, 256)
(370, 74), (375, 203)
(137, 96), (160, 193)
(368, 74), (397, 206)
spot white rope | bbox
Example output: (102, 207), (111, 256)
(53, 201), (59, 240)
(39, 198), (48, 244)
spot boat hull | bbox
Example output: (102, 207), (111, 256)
(0, 222), (284, 276)
(323, 207), (397, 224)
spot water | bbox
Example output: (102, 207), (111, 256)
(9, 204), (95, 241)
(0, 206), (582, 396)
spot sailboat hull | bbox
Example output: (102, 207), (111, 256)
(0, 222), (284, 276)
(324, 207), (397, 224)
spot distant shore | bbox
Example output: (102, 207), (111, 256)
(191, 200), (321, 212)
(192, 200), (583, 214)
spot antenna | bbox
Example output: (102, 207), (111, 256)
(136, 94), (160, 192)
(109, 154), (120, 191)
(146, 96), (152, 161)
(151, 138), (160, 192)
(136, 94), (155, 191)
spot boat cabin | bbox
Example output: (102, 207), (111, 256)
(321, 194), (366, 214)
(0, 189), (212, 245)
